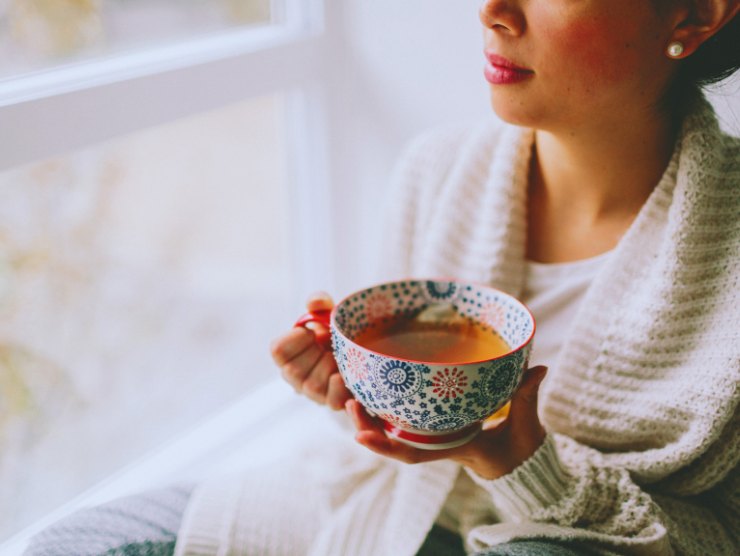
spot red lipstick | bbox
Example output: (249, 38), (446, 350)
(483, 51), (533, 85)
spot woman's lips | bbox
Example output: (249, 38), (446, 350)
(483, 51), (533, 85)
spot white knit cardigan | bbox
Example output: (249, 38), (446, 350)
(174, 98), (739, 556)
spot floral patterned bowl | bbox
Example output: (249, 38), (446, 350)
(301, 279), (535, 450)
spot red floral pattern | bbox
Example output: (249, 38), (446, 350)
(432, 367), (468, 399)
(366, 293), (394, 321)
(383, 413), (414, 429)
(479, 302), (506, 330)
(345, 347), (369, 381)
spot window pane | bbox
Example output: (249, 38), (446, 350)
(0, 93), (294, 540)
(0, 0), (275, 79)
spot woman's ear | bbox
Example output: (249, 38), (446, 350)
(667, 0), (739, 58)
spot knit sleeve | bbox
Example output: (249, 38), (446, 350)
(464, 433), (738, 555)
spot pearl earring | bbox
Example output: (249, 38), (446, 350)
(667, 41), (684, 58)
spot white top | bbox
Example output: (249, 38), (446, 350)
(436, 251), (612, 532)
(523, 252), (613, 368)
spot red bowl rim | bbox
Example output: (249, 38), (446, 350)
(330, 277), (536, 366)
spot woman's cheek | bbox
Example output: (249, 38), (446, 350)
(544, 20), (637, 89)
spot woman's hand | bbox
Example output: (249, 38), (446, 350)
(346, 366), (548, 480)
(270, 292), (353, 410)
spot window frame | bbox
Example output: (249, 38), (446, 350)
(1, 0), (336, 299)
(0, 0), (337, 547)
(2, 1), (324, 167)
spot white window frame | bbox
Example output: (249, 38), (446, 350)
(0, 0), (339, 550)
(2, 1), (319, 165)
(1, 0), (336, 299)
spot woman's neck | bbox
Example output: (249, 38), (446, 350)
(526, 108), (677, 263)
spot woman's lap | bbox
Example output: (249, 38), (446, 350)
(415, 524), (467, 556)
(22, 484), (193, 556)
(416, 526), (588, 556)
(24, 486), (587, 556)
(472, 539), (592, 555)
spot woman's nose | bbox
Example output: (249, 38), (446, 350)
(479, 0), (525, 36)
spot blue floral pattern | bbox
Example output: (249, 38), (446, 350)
(422, 413), (470, 431)
(481, 359), (519, 401)
(423, 280), (460, 302)
(374, 360), (425, 398)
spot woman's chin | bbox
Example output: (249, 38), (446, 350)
(488, 94), (541, 128)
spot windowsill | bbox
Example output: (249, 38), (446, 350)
(0, 378), (331, 555)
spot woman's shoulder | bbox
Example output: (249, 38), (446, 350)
(399, 117), (515, 170)
(670, 97), (740, 255)
(392, 117), (523, 197)
(681, 95), (740, 183)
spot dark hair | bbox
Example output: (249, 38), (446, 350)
(678, 10), (740, 89)
(663, 9), (739, 114)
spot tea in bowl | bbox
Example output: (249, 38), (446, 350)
(297, 279), (535, 450)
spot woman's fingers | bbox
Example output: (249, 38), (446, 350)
(270, 292), (341, 407)
(301, 350), (338, 404)
(306, 291), (334, 312)
(279, 342), (324, 392)
(270, 327), (316, 367)
(346, 400), (450, 465)
(509, 366), (547, 432)
(505, 365), (548, 463)
(343, 367), (551, 478)
(346, 400), (402, 455)
(346, 399), (379, 430)
(301, 292), (333, 347)
(326, 372), (352, 410)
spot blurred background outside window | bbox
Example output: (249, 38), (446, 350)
(0, 0), (272, 78)
(0, 94), (291, 541)
(0, 0), (313, 544)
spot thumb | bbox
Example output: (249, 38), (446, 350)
(305, 291), (334, 347)
(509, 365), (548, 424)
(306, 291), (334, 313)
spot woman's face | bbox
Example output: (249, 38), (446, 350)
(480, 0), (679, 131)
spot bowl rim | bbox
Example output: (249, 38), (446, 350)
(330, 277), (536, 367)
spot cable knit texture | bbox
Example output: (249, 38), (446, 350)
(174, 97), (739, 556)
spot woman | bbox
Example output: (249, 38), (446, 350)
(263, 1), (740, 554)
(25, 1), (739, 555)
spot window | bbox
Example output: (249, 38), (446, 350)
(0, 0), (274, 79)
(0, 0), (332, 544)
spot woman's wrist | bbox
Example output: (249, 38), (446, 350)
(464, 434), (572, 517)
(456, 426), (547, 480)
